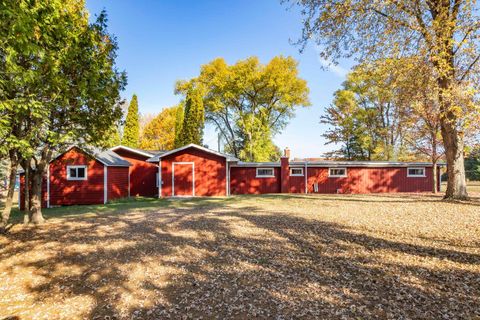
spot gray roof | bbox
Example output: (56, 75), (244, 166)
(232, 160), (445, 168)
(109, 145), (162, 158)
(90, 148), (131, 167)
(50, 146), (132, 167)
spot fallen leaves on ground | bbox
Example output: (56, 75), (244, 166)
(0, 193), (479, 319)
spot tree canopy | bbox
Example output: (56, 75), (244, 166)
(290, 0), (480, 199)
(0, 0), (126, 225)
(140, 105), (180, 151)
(176, 56), (310, 161)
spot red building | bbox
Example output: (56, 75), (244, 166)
(110, 146), (160, 197)
(146, 144), (236, 197)
(20, 143), (442, 209)
(20, 146), (131, 208)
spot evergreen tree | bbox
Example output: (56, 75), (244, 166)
(173, 103), (185, 148)
(180, 89), (204, 145)
(122, 94), (140, 147)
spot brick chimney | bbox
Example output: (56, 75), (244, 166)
(281, 147), (290, 193)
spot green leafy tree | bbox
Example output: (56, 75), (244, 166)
(179, 89), (204, 146)
(290, 0), (480, 199)
(322, 61), (411, 161)
(102, 123), (122, 148)
(0, 1), (126, 226)
(465, 146), (480, 181)
(176, 56), (310, 161)
(122, 94), (140, 147)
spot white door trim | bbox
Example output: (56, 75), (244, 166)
(172, 162), (195, 197)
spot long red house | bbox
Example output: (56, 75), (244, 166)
(19, 143), (442, 208)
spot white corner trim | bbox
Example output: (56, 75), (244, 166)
(328, 167), (347, 178)
(256, 167), (275, 178)
(104, 166), (108, 204)
(172, 162), (195, 197)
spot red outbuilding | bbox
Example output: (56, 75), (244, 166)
(110, 145), (161, 197)
(146, 144), (237, 197)
(19, 143), (443, 209)
(20, 146), (131, 208)
(146, 144), (442, 197)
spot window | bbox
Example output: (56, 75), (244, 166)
(256, 168), (275, 178)
(407, 167), (425, 177)
(328, 168), (347, 178)
(290, 168), (304, 176)
(67, 165), (87, 180)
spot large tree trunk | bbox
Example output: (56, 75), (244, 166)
(26, 149), (52, 225)
(29, 169), (45, 224)
(437, 66), (468, 200)
(1, 151), (18, 230)
(441, 125), (468, 199)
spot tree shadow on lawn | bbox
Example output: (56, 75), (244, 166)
(0, 201), (479, 319)
(260, 193), (480, 207)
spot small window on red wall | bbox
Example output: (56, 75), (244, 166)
(67, 165), (87, 180)
(328, 168), (347, 178)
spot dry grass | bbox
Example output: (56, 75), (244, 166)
(1, 194), (479, 319)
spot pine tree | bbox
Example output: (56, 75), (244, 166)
(180, 89), (204, 145)
(173, 103), (185, 148)
(122, 94), (140, 147)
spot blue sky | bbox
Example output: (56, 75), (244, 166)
(86, 0), (351, 158)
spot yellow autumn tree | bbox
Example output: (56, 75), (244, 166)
(139, 105), (180, 151)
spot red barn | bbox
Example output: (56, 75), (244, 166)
(20, 146), (131, 208)
(110, 146), (161, 197)
(146, 144), (237, 197)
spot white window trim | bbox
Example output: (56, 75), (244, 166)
(407, 167), (426, 177)
(290, 167), (304, 176)
(66, 165), (88, 181)
(328, 167), (347, 178)
(256, 167), (275, 178)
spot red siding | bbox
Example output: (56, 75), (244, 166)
(108, 167), (129, 200)
(160, 147), (227, 197)
(230, 167), (281, 194)
(288, 174), (306, 193)
(49, 148), (105, 206)
(112, 149), (157, 197)
(306, 167), (435, 194)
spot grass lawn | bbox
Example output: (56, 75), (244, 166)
(1, 194), (479, 319)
